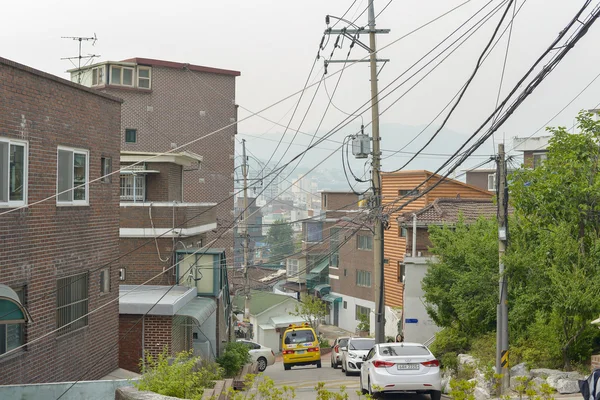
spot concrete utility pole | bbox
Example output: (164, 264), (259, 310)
(241, 139), (251, 336)
(496, 143), (509, 390)
(324, 0), (389, 344)
(368, 0), (386, 345)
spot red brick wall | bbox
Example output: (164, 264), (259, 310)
(333, 229), (375, 302)
(118, 236), (201, 285)
(143, 315), (172, 361)
(0, 58), (121, 384)
(171, 315), (192, 354)
(119, 203), (217, 229)
(102, 65), (235, 262)
(119, 315), (144, 372)
(322, 192), (359, 211)
(404, 227), (433, 257)
(144, 162), (183, 202)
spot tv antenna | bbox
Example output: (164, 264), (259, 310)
(61, 34), (100, 84)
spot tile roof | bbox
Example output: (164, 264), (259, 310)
(397, 198), (504, 226)
(229, 267), (284, 292)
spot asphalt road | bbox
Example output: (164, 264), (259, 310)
(262, 358), (434, 400)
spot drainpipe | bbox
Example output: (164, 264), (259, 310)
(141, 315), (145, 369)
(412, 214), (417, 258)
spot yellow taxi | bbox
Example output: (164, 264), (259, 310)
(281, 322), (321, 370)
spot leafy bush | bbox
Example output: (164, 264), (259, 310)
(429, 325), (469, 371)
(470, 332), (496, 370)
(449, 379), (477, 400)
(217, 341), (252, 377)
(319, 336), (331, 348)
(357, 312), (370, 332)
(136, 348), (222, 400)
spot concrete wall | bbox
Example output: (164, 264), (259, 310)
(331, 292), (375, 336)
(402, 256), (440, 344)
(0, 379), (137, 400)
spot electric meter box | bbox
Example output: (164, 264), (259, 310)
(352, 134), (371, 159)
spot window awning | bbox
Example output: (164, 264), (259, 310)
(175, 296), (216, 326)
(322, 294), (342, 304)
(313, 284), (331, 295)
(0, 284), (31, 323)
(310, 258), (329, 275)
(305, 273), (319, 281)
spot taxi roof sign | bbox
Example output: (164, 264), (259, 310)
(287, 322), (311, 329)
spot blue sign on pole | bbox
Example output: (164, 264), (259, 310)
(405, 318), (418, 324)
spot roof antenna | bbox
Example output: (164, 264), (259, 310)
(61, 33), (100, 84)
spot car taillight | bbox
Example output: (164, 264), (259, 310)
(373, 360), (395, 368)
(421, 359), (440, 367)
(283, 350), (294, 355)
(307, 347), (320, 352)
(334, 345), (339, 352)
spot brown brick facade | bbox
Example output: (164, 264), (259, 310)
(0, 57), (121, 384)
(101, 64), (237, 261)
(330, 228), (374, 302)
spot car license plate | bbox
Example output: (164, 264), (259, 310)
(296, 350), (305, 354)
(397, 364), (419, 370)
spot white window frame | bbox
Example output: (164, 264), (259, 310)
(119, 174), (145, 201)
(56, 146), (89, 206)
(357, 234), (373, 250)
(0, 138), (28, 208)
(287, 259), (299, 277)
(488, 173), (496, 191)
(91, 66), (105, 86)
(533, 152), (548, 168)
(137, 66), (152, 89)
(356, 270), (371, 287)
(110, 65), (135, 87)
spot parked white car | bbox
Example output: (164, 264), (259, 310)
(330, 336), (349, 369)
(359, 342), (441, 399)
(341, 337), (375, 376)
(236, 339), (276, 372)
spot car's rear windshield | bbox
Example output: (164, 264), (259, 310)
(284, 329), (315, 344)
(349, 339), (375, 350)
(378, 345), (431, 356)
(338, 338), (348, 347)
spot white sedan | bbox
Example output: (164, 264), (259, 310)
(236, 339), (276, 372)
(359, 342), (442, 399)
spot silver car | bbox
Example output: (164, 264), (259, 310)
(341, 337), (375, 376)
(330, 337), (349, 369)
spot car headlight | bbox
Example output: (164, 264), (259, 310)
(349, 352), (357, 358)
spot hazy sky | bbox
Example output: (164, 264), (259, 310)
(2, 0), (600, 174)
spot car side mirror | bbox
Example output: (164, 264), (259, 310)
(362, 355), (367, 361)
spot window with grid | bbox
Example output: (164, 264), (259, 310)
(110, 65), (134, 86)
(330, 228), (340, 267)
(533, 152), (547, 168)
(0, 287), (25, 354)
(56, 273), (89, 335)
(120, 174), (145, 201)
(355, 305), (370, 321)
(356, 270), (371, 287)
(357, 234), (372, 250)
(287, 259), (299, 277)
(57, 147), (88, 204)
(0, 138), (27, 206)
(91, 66), (104, 86)
(137, 67), (152, 89)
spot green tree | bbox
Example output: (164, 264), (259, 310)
(290, 294), (328, 334)
(266, 219), (295, 262)
(507, 111), (600, 369)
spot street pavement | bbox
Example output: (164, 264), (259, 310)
(262, 358), (433, 400)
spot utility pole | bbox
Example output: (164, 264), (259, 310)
(324, 1), (389, 344)
(368, 1), (386, 345)
(241, 139), (251, 338)
(496, 143), (509, 391)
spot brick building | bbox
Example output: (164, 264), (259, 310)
(0, 57), (122, 383)
(70, 57), (240, 263)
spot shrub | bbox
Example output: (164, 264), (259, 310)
(217, 341), (252, 378)
(319, 336), (331, 348)
(136, 348), (222, 400)
(429, 326), (469, 371)
(357, 313), (370, 332)
(470, 332), (496, 371)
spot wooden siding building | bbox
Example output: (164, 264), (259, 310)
(381, 170), (493, 307)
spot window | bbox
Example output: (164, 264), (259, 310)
(355, 305), (370, 321)
(343, 301), (347, 309)
(399, 227), (408, 238)
(322, 194), (327, 208)
(488, 173), (496, 191)
(100, 268), (110, 293)
(0, 287), (25, 355)
(305, 222), (323, 242)
(101, 157), (112, 183)
(356, 270), (372, 287)
(287, 259), (299, 277)
(533, 152), (547, 168)
(138, 67), (152, 89)
(0, 138), (27, 206)
(110, 65), (134, 87)
(399, 189), (419, 197)
(398, 262), (405, 283)
(120, 174), (145, 201)
(330, 228), (340, 267)
(91, 66), (104, 86)
(357, 234), (373, 250)
(125, 129), (137, 143)
(56, 272), (89, 335)
(57, 147), (89, 204)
